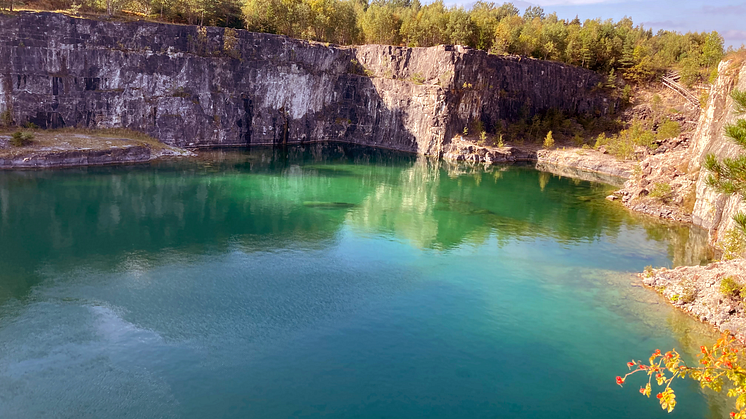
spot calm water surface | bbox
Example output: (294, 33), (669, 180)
(0, 144), (727, 418)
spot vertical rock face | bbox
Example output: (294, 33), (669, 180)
(688, 59), (746, 248)
(0, 12), (611, 155)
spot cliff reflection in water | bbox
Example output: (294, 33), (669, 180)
(0, 143), (710, 302)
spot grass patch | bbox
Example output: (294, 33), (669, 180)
(9, 131), (34, 147)
(0, 127), (171, 157)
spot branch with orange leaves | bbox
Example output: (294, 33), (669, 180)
(617, 331), (746, 417)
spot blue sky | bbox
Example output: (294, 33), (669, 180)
(455, 0), (746, 47)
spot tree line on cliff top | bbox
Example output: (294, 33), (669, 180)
(5, 0), (732, 86)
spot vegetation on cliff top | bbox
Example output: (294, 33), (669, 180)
(2, 0), (730, 86)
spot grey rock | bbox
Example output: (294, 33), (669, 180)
(0, 12), (614, 157)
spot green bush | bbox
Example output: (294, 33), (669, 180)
(720, 276), (743, 299)
(595, 131), (637, 160)
(9, 131), (34, 147)
(656, 119), (681, 141)
(649, 182), (672, 201)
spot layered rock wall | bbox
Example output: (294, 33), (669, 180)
(0, 12), (612, 155)
(688, 59), (746, 248)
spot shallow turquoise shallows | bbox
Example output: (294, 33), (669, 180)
(0, 144), (727, 418)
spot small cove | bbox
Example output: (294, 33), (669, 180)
(0, 143), (727, 418)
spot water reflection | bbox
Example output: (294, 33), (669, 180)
(0, 143), (726, 419)
(0, 144), (710, 303)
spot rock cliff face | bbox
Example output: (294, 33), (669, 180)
(688, 59), (746, 248)
(0, 12), (612, 155)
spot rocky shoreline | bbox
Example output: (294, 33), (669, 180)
(443, 129), (746, 342)
(442, 138), (634, 180)
(0, 131), (193, 169)
(642, 260), (746, 342)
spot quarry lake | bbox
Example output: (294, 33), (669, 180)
(0, 144), (726, 418)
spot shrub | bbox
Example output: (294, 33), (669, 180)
(720, 276), (743, 299)
(543, 131), (554, 148)
(594, 132), (607, 149)
(628, 121), (656, 148)
(721, 227), (745, 260)
(9, 131), (34, 147)
(222, 28), (240, 59)
(410, 73), (424, 84)
(478, 131), (487, 144)
(649, 183), (672, 201)
(656, 119), (681, 141)
(496, 134), (504, 148)
(621, 85), (632, 105)
(679, 286), (696, 304)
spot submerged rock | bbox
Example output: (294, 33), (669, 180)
(642, 259), (746, 342)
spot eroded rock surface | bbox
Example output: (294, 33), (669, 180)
(617, 148), (697, 223)
(0, 12), (613, 155)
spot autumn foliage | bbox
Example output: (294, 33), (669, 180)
(618, 331), (746, 418)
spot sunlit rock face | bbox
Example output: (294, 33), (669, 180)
(687, 60), (746, 248)
(0, 12), (611, 155)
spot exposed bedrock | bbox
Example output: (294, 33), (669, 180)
(0, 12), (613, 155)
(687, 60), (746, 249)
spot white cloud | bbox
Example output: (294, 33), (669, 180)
(723, 30), (746, 41)
(530, 0), (625, 5)
(700, 4), (746, 15)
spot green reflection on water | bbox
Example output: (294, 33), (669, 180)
(0, 143), (724, 418)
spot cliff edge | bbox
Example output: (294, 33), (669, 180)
(0, 12), (613, 156)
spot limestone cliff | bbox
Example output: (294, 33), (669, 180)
(688, 59), (746, 249)
(0, 12), (612, 155)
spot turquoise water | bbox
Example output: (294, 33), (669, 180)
(0, 144), (725, 418)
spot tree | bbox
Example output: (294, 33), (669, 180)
(702, 31), (725, 68)
(522, 5), (544, 21)
(360, 2), (402, 45)
(469, 1), (500, 51)
(445, 6), (475, 46)
(495, 2), (519, 20)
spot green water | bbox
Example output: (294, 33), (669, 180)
(0, 144), (726, 418)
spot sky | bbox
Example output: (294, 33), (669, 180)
(455, 0), (746, 48)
